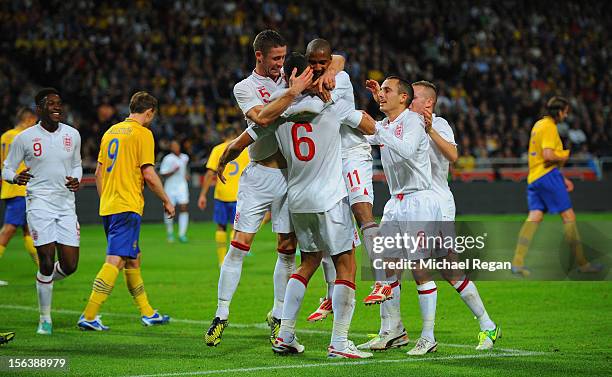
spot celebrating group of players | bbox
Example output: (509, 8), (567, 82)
(201, 30), (501, 359)
(0, 29), (502, 357)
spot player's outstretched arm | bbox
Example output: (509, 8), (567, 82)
(142, 164), (175, 218)
(356, 110), (376, 135)
(216, 131), (254, 185)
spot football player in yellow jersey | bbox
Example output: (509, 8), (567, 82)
(0, 107), (39, 269)
(78, 92), (175, 331)
(198, 127), (250, 266)
(512, 96), (602, 276)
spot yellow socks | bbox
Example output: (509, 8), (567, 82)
(215, 230), (227, 266)
(563, 222), (589, 267)
(124, 268), (155, 317)
(84, 263), (119, 320)
(0, 245), (5, 258)
(24, 236), (39, 266)
(512, 221), (539, 267)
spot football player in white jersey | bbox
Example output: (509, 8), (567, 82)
(205, 30), (345, 346)
(159, 140), (190, 243)
(409, 80), (500, 350)
(301, 39), (386, 324)
(361, 77), (444, 356)
(263, 53), (376, 358)
(2, 88), (82, 335)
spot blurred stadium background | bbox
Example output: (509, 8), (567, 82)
(1, 0), (611, 222)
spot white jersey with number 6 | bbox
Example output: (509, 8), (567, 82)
(274, 96), (363, 213)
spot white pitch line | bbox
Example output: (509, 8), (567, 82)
(124, 351), (547, 377)
(0, 304), (522, 354)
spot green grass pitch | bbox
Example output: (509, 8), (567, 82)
(0, 214), (610, 376)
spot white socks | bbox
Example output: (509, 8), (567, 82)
(36, 272), (53, 322)
(417, 281), (437, 342)
(384, 280), (403, 333)
(164, 216), (173, 236)
(178, 212), (189, 237)
(453, 277), (496, 331)
(330, 280), (356, 350)
(215, 242), (248, 320)
(321, 255), (336, 299)
(272, 250), (296, 319)
(278, 274), (307, 342)
(52, 261), (67, 282)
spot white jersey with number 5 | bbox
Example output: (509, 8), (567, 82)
(233, 71), (286, 162)
(275, 96), (363, 213)
(1, 122), (82, 214)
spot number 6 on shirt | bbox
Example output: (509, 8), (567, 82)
(106, 138), (119, 172)
(291, 123), (315, 161)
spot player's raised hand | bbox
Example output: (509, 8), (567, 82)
(13, 167), (34, 185)
(318, 69), (337, 92)
(289, 66), (314, 95)
(422, 108), (433, 134)
(365, 79), (381, 103)
(164, 200), (176, 219)
(65, 176), (80, 192)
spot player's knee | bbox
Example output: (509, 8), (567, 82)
(277, 233), (297, 250)
(179, 204), (189, 212)
(0, 224), (17, 238)
(61, 261), (78, 276)
(527, 211), (544, 223)
(232, 231), (254, 246)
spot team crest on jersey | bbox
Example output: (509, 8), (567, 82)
(350, 186), (360, 193)
(63, 134), (73, 151)
(394, 123), (403, 139)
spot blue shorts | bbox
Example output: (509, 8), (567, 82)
(102, 212), (141, 259)
(3, 197), (26, 227)
(213, 200), (236, 226)
(527, 168), (572, 214)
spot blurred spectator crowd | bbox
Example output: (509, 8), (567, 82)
(1, 0), (610, 170)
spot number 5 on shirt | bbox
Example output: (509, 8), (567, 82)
(106, 138), (119, 172)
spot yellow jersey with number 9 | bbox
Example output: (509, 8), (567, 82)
(97, 118), (155, 216)
(0, 128), (27, 199)
(527, 116), (569, 184)
(205, 141), (249, 202)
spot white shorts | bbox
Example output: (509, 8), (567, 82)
(435, 190), (456, 221)
(27, 209), (80, 247)
(342, 156), (374, 206)
(234, 162), (293, 234)
(166, 187), (189, 206)
(291, 197), (354, 255)
(381, 190), (443, 260)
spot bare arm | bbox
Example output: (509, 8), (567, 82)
(197, 169), (216, 210)
(428, 128), (458, 162)
(142, 164), (175, 218)
(95, 162), (103, 197)
(543, 148), (569, 166)
(357, 110), (376, 135)
(246, 67), (313, 127)
(216, 131), (254, 184)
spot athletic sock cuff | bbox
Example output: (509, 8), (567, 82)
(417, 281), (437, 294)
(230, 241), (250, 252)
(335, 279), (356, 290)
(290, 273), (308, 287)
